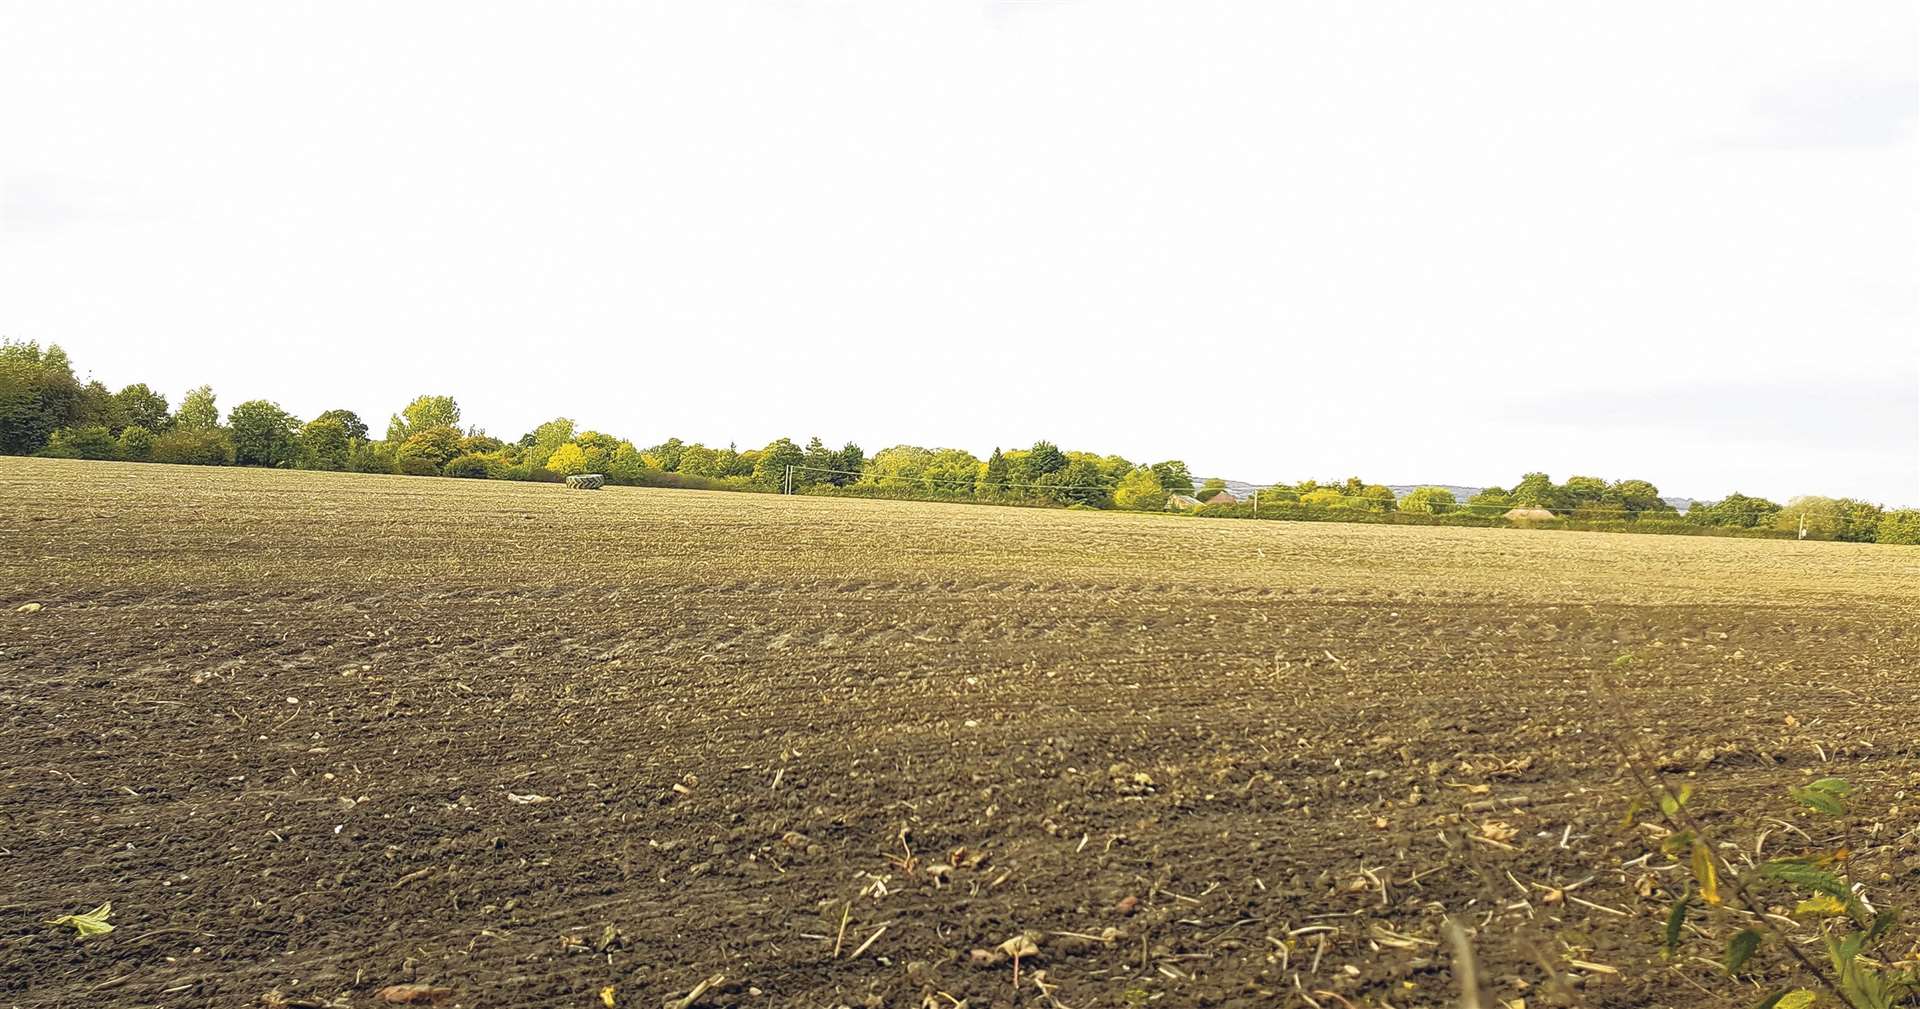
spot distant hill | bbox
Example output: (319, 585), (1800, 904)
(1386, 484), (1483, 501)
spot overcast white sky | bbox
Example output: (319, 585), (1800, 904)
(3, 2), (1915, 504)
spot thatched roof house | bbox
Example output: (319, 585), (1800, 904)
(1166, 494), (1203, 510)
(1503, 507), (1556, 522)
(1205, 490), (1239, 505)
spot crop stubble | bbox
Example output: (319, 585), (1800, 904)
(2, 458), (1915, 1008)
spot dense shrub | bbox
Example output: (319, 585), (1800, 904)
(1877, 509), (1920, 546)
(349, 439), (395, 474)
(42, 425), (119, 460)
(1397, 487), (1456, 514)
(43, 425), (119, 460)
(443, 453), (504, 479)
(151, 428), (236, 465)
(297, 417), (352, 471)
(117, 424), (155, 461)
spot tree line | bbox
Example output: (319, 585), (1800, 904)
(4, 339), (1914, 545)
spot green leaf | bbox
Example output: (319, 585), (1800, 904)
(1791, 785), (1848, 816)
(1759, 991), (1815, 1009)
(1726, 929), (1762, 974)
(43, 902), (114, 939)
(1660, 784), (1694, 817)
(1864, 909), (1899, 947)
(1807, 777), (1853, 797)
(1664, 894), (1688, 958)
(1762, 860), (1850, 898)
(1836, 931), (1865, 966)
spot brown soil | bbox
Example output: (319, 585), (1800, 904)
(2, 459), (1915, 1009)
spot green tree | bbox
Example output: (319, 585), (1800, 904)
(1688, 492), (1780, 528)
(459, 433), (505, 455)
(397, 425), (462, 475)
(573, 431), (619, 473)
(76, 380), (129, 433)
(1774, 496), (1884, 542)
(389, 395), (460, 441)
(115, 384), (171, 431)
(677, 443), (721, 477)
(606, 442), (649, 483)
(176, 385), (221, 430)
(0, 339), (83, 454)
(1510, 472), (1560, 510)
(1027, 440), (1067, 476)
(522, 418), (577, 469)
(1196, 477), (1229, 502)
(1465, 487), (1513, 515)
(229, 400), (302, 467)
(1114, 468), (1170, 511)
(1340, 484), (1397, 512)
(923, 448), (983, 495)
(639, 436), (685, 471)
(1561, 475), (1608, 508)
(1300, 488), (1343, 507)
(1610, 479), (1670, 516)
(832, 442), (864, 485)
(716, 443), (755, 477)
(754, 437), (805, 485)
(980, 448), (1009, 498)
(861, 445), (934, 489)
(801, 437), (843, 485)
(1398, 486), (1457, 514)
(297, 416), (352, 471)
(1040, 458), (1111, 507)
(313, 409), (368, 441)
(1149, 460), (1194, 494)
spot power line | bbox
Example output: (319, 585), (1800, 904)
(792, 464), (1116, 494)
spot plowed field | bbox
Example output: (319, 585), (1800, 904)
(3, 458), (1915, 1009)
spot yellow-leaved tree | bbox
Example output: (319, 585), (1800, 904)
(545, 442), (589, 476)
(1113, 468), (1169, 511)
